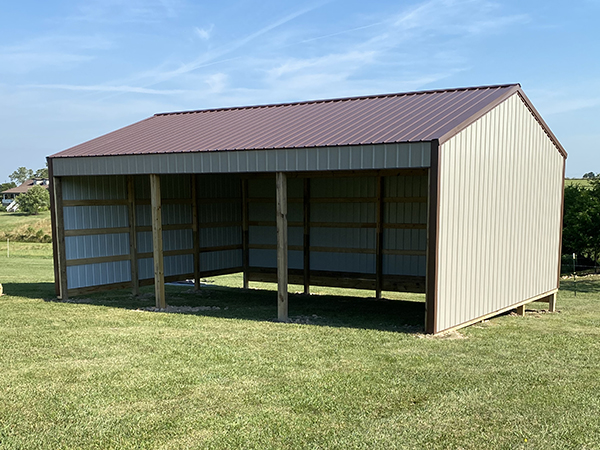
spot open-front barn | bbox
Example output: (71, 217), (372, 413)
(47, 83), (566, 334)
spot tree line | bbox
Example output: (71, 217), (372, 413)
(562, 174), (600, 271)
(1, 165), (50, 215)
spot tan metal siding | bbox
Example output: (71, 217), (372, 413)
(436, 94), (564, 332)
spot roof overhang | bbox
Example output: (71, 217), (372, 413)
(49, 142), (432, 177)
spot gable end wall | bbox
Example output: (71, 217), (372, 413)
(436, 93), (564, 332)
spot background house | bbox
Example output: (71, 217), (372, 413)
(1, 179), (49, 211)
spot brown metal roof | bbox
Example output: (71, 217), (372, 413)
(1, 179), (50, 194)
(49, 84), (566, 159)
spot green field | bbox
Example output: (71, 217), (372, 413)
(0, 242), (599, 449)
(0, 210), (52, 242)
(564, 178), (593, 188)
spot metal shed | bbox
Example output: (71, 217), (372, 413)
(47, 83), (566, 334)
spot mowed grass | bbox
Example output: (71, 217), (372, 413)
(0, 245), (599, 449)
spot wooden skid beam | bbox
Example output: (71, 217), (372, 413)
(150, 174), (166, 308)
(247, 268), (426, 293)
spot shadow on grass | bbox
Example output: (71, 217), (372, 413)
(559, 277), (600, 294)
(44, 283), (425, 334)
(2, 282), (56, 299)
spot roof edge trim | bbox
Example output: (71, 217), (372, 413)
(154, 83), (521, 117)
(515, 90), (567, 158)
(437, 84), (521, 145)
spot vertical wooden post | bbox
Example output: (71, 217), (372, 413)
(127, 176), (139, 296)
(426, 140), (441, 334)
(548, 292), (557, 312)
(150, 174), (166, 309)
(53, 176), (68, 301)
(192, 174), (200, 290)
(241, 178), (250, 289)
(375, 175), (384, 299)
(516, 305), (526, 316)
(48, 158), (60, 296)
(303, 177), (311, 295)
(276, 172), (288, 321)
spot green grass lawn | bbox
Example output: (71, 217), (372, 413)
(0, 245), (599, 449)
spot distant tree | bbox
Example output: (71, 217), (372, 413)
(582, 172), (597, 179)
(563, 180), (600, 266)
(16, 185), (50, 215)
(0, 181), (17, 192)
(34, 164), (48, 179)
(9, 167), (34, 184)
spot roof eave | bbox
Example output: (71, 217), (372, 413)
(437, 85), (567, 159)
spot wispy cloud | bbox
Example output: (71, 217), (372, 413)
(70, 0), (182, 23)
(194, 25), (214, 41)
(0, 34), (112, 74)
(204, 73), (228, 93)
(150, 5), (321, 83)
(25, 83), (185, 95)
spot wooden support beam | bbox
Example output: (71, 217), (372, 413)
(127, 176), (139, 296)
(53, 176), (68, 301)
(303, 177), (311, 295)
(150, 174), (166, 309)
(375, 175), (384, 299)
(47, 159), (60, 296)
(425, 140), (440, 334)
(516, 305), (526, 316)
(192, 174), (200, 291)
(548, 292), (557, 312)
(276, 172), (288, 321)
(241, 178), (250, 289)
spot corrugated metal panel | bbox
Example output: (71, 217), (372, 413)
(163, 229), (193, 251)
(310, 176), (377, 273)
(199, 226), (241, 246)
(62, 176), (126, 200)
(197, 173), (242, 272)
(165, 255), (194, 277)
(436, 93), (564, 332)
(200, 249), (242, 272)
(161, 174), (192, 199)
(61, 176), (134, 290)
(65, 233), (129, 260)
(197, 174), (241, 198)
(383, 174), (428, 276)
(52, 85), (519, 159)
(138, 258), (153, 280)
(67, 261), (131, 289)
(51, 142), (431, 176)
(162, 204), (192, 225)
(64, 205), (128, 230)
(310, 252), (376, 273)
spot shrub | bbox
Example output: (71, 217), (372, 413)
(16, 186), (50, 215)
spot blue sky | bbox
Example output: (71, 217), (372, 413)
(1, 0), (599, 182)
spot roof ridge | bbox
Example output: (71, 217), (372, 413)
(154, 83), (521, 117)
